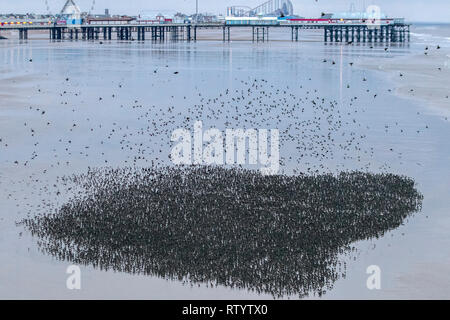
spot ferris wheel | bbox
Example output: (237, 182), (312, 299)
(44, 0), (96, 17)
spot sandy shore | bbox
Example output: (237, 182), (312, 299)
(0, 29), (12, 39)
(361, 47), (450, 115)
(0, 72), (38, 109)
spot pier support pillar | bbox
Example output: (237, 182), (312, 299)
(255, 27), (267, 42)
(390, 26), (397, 43)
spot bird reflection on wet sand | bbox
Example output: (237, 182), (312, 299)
(23, 166), (423, 298)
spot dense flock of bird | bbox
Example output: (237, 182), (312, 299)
(22, 166), (423, 298)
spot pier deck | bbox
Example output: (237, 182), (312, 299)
(1, 22), (410, 43)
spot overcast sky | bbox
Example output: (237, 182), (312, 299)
(1, 0), (449, 23)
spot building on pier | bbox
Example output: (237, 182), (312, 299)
(86, 16), (135, 25)
(60, 0), (82, 25)
(328, 11), (387, 20)
(138, 10), (179, 24)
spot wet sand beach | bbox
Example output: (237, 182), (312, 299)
(361, 47), (450, 115)
(1, 26), (450, 299)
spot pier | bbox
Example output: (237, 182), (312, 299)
(2, 21), (410, 43)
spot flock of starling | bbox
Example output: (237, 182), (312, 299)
(3, 76), (428, 173)
(7, 71), (428, 297)
(22, 166), (423, 298)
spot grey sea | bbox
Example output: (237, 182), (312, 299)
(1, 24), (450, 299)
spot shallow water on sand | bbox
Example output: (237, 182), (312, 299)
(1, 35), (450, 299)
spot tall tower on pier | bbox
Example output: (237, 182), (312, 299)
(60, 0), (82, 25)
(60, 0), (82, 19)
